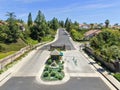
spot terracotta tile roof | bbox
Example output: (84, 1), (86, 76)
(84, 30), (102, 37)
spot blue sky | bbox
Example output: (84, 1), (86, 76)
(0, 0), (120, 24)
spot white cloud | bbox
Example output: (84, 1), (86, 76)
(46, 3), (116, 15)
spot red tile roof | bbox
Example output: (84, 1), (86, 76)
(84, 30), (102, 37)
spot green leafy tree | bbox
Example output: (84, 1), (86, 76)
(0, 25), (8, 42)
(90, 29), (120, 62)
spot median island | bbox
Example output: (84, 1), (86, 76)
(41, 49), (64, 81)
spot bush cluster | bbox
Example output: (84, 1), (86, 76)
(42, 58), (65, 81)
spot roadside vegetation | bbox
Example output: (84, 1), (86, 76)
(0, 10), (60, 59)
(63, 18), (120, 81)
(113, 73), (120, 82)
(90, 29), (120, 62)
(0, 10), (120, 81)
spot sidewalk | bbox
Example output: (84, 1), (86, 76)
(82, 52), (120, 90)
(68, 36), (120, 90)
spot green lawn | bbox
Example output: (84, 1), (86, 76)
(113, 73), (120, 82)
(42, 35), (54, 42)
(0, 38), (27, 60)
(26, 38), (39, 45)
(0, 38), (27, 52)
(0, 51), (17, 60)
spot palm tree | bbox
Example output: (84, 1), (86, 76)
(6, 12), (16, 23)
(105, 19), (110, 28)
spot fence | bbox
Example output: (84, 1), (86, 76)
(0, 42), (47, 70)
(0, 46), (30, 70)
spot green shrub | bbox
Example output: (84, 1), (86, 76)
(47, 59), (52, 65)
(50, 71), (56, 77)
(59, 65), (64, 70)
(43, 71), (49, 77)
(57, 75), (63, 80)
(58, 68), (62, 72)
(44, 65), (49, 71)
(62, 61), (64, 64)
(0, 70), (4, 74)
(114, 73), (120, 81)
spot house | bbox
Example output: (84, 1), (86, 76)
(79, 24), (90, 29)
(0, 21), (6, 26)
(84, 30), (102, 40)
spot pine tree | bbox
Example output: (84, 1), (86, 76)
(30, 10), (48, 42)
(27, 13), (33, 26)
(6, 12), (19, 43)
(65, 18), (72, 32)
(50, 17), (59, 30)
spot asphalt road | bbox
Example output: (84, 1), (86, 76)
(41, 28), (75, 50)
(1, 77), (110, 90)
(0, 29), (111, 90)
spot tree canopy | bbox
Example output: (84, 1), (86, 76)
(90, 29), (120, 62)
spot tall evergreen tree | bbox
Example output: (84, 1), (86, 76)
(30, 10), (48, 42)
(59, 20), (64, 28)
(65, 18), (69, 28)
(65, 18), (72, 32)
(6, 12), (19, 43)
(27, 12), (33, 26)
(50, 17), (59, 30)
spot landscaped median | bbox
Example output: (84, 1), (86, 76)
(41, 58), (64, 81)
(36, 49), (70, 85)
(41, 49), (65, 81)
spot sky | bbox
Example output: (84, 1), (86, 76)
(0, 0), (120, 24)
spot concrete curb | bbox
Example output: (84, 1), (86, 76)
(36, 60), (70, 85)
